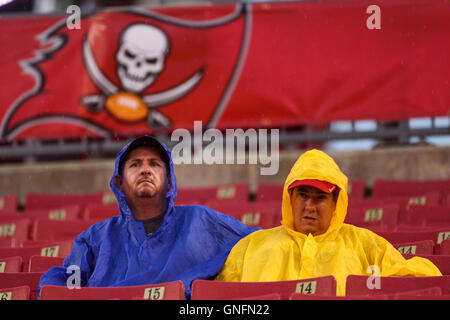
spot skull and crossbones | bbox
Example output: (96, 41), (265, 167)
(81, 23), (203, 128)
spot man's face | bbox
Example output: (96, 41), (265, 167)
(116, 146), (169, 202)
(290, 185), (336, 236)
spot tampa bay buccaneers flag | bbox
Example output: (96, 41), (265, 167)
(0, 3), (248, 140)
(0, 0), (449, 141)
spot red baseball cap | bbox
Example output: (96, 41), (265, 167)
(288, 179), (337, 193)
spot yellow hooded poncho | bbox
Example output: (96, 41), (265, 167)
(216, 149), (442, 295)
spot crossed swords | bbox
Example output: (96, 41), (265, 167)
(80, 38), (203, 128)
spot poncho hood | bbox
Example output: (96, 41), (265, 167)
(281, 149), (349, 240)
(110, 136), (178, 222)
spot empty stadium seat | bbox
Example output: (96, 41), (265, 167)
(345, 204), (399, 231)
(40, 281), (185, 300)
(350, 193), (441, 224)
(376, 227), (450, 246)
(0, 218), (31, 248)
(345, 275), (450, 296)
(0, 285), (30, 300)
(437, 239), (450, 255)
(405, 204), (450, 227)
(372, 178), (450, 204)
(205, 200), (281, 228)
(28, 256), (65, 272)
(30, 218), (97, 242)
(176, 184), (249, 205)
(0, 240), (72, 271)
(0, 256), (23, 272)
(0, 206), (81, 222)
(402, 253), (450, 275)
(25, 191), (116, 211)
(0, 272), (44, 300)
(82, 203), (119, 220)
(289, 293), (389, 300)
(0, 194), (18, 213)
(191, 276), (337, 300)
(390, 287), (448, 300)
(255, 183), (283, 202)
(393, 240), (434, 255)
(347, 180), (366, 201)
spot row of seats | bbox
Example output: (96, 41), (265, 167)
(1, 274), (449, 300)
(1, 178), (449, 212)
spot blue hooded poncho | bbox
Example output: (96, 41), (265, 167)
(38, 137), (258, 299)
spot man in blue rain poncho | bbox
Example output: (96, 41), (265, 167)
(38, 135), (258, 299)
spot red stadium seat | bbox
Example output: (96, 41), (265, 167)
(437, 239), (450, 255)
(345, 275), (450, 296)
(255, 183), (283, 202)
(205, 200), (281, 229)
(289, 293), (389, 300)
(40, 281), (185, 300)
(176, 184), (249, 205)
(0, 240), (72, 271)
(347, 180), (366, 201)
(235, 293), (281, 300)
(0, 256), (23, 272)
(0, 194), (18, 213)
(0, 286), (30, 300)
(402, 253), (450, 275)
(30, 218), (97, 242)
(0, 272), (44, 300)
(376, 227), (450, 246)
(350, 193), (441, 225)
(0, 218), (31, 248)
(405, 204), (450, 227)
(372, 178), (450, 204)
(25, 191), (117, 211)
(345, 204), (399, 231)
(393, 240), (434, 255)
(0, 206), (81, 222)
(28, 256), (65, 272)
(82, 203), (119, 220)
(191, 276), (337, 300)
(390, 287), (448, 300)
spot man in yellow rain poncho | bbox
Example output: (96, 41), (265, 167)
(216, 149), (441, 296)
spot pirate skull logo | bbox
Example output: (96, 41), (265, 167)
(80, 23), (203, 128)
(116, 24), (169, 94)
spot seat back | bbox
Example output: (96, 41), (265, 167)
(82, 203), (119, 220)
(0, 194), (18, 213)
(25, 191), (117, 211)
(0, 256), (23, 272)
(406, 204), (450, 227)
(0, 286), (30, 300)
(372, 178), (450, 203)
(0, 206), (81, 222)
(437, 239), (450, 255)
(393, 240), (434, 255)
(206, 200), (281, 229)
(176, 184), (249, 205)
(191, 276), (336, 300)
(30, 218), (97, 242)
(40, 281), (185, 300)
(0, 240), (72, 271)
(345, 204), (399, 231)
(28, 255), (65, 272)
(376, 227), (450, 246)
(345, 275), (450, 296)
(0, 218), (31, 248)
(0, 272), (44, 300)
